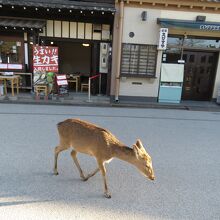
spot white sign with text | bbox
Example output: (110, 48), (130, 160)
(158, 28), (168, 50)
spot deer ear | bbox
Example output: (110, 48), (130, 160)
(136, 139), (143, 149)
(133, 144), (141, 158)
(136, 139), (148, 155)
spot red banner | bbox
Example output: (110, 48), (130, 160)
(33, 46), (59, 73)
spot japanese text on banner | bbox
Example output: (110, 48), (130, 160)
(33, 46), (59, 73)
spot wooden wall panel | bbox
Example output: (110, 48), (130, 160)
(42, 20), (111, 41)
(78, 22), (85, 39)
(46, 20), (53, 37)
(70, 22), (77, 38)
(62, 21), (69, 38)
(85, 23), (93, 39)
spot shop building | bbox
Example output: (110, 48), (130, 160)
(1, 0), (220, 105)
(0, 0), (115, 96)
(111, 0), (220, 103)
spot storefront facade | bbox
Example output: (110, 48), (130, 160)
(1, 0), (220, 104)
(111, 0), (220, 103)
(0, 0), (115, 96)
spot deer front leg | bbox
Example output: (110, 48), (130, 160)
(70, 150), (87, 181)
(54, 145), (67, 175)
(97, 160), (111, 199)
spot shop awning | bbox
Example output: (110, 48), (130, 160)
(0, 17), (46, 30)
(157, 18), (220, 32)
(1, 0), (116, 12)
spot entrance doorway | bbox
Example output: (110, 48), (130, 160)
(58, 41), (91, 76)
(182, 51), (218, 101)
(41, 39), (110, 95)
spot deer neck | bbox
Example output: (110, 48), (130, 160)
(112, 145), (136, 165)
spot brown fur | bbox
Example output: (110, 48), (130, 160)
(54, 118), (155, 198)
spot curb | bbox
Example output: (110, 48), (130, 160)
(0, 98), (220, 112)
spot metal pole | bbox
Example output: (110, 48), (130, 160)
(98, 74), (101, 95)
(180, 34), (186, 60)
(88, 78), (91, 102)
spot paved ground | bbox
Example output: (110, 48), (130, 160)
(0, 103), (220, 220)
(1, 91), (220, 112)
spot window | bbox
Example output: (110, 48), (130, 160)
(0, 35), (24, 70)
(184, 38), (220, 48)
(167, 36), (183, 47)
(121, 44), (157, 77)
(167, 35), (220, 49)
(0, 40), (22, 64)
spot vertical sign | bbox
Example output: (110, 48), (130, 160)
(99, 43), (109, 73)
(33, 46), (59, 73)
(158, 28), (168, 50)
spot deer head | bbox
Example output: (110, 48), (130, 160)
(133, 139), (155, 181)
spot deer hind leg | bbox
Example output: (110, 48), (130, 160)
(97, 160), (111, 199)
(85, 168), (100, 181)
(54, 145), (68, 175)
(71, 150), (100, 181)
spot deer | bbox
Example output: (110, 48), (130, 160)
(53, 118), (155, 198)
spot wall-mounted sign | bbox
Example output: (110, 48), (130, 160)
(8, 64), (23, 69)
(0, 63), (22, 70)
(33, 46), (59, 73)
(158, 28), (168, 50)
(0, 64), (8, 69)
(99, 43), (109, 73)
(158, 18), (220, 32)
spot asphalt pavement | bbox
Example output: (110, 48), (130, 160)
(0, 103), (220, 220)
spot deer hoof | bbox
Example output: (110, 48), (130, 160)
(81, 176), (88, 181)
(53, 170), (59, 175)
(104, 192), (111, 199)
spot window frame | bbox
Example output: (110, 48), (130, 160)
(0, 34), (24, 71)
(120, 43), (157, 78)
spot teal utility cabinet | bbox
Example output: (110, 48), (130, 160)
(159, 63), (184, 103)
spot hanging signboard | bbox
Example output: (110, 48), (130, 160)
(33, 46), (58, 89)
(158, 28), (168, 50)
(33, 46), (59, 73)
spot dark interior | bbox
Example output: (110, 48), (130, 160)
(56, 41), (91, 75)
